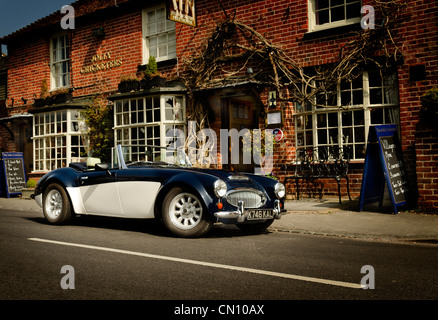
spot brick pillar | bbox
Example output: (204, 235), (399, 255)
(415, 129), (438, 213)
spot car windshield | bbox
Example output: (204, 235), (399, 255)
(111, 145), (192, 169)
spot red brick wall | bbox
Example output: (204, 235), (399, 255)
(415, 129), (438, 213)
(175, 0), (437, 202)
(6, 10), (144, 104)
(2, 0), (437, 206)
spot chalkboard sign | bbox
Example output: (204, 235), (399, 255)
(359, 125), (410, 214)
(1, 152), (27, 198)
(378, 135), (409, 205)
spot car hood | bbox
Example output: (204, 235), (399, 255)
(184, 167), (270, 189)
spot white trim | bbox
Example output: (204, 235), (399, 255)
(307, 0), (362, 33)
(32, 109), (88, 172)
(50, 34), (71, 90)
(142, 4), (176, 64)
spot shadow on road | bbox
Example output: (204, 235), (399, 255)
(26, 215), (271, 239)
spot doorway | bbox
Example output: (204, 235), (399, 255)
(224, 98), (258, 173)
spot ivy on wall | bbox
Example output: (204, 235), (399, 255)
(83, 95), (114, 163)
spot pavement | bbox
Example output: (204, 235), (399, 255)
(1, 196), (437, 243)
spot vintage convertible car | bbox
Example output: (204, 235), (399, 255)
(33, 145), (285, 237)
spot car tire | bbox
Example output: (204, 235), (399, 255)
(162, 187), (212, 237)
(42, 183), (72, 225)
(236, 219), (274, 234)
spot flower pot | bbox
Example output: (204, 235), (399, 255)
(140, 79), (153, 90)
(118, 81), (139, 93)
(150, 76), (166, 88)
(52, 93), (73, 104)
(33, 98), (46, 108)
(21, 188), (34, 200)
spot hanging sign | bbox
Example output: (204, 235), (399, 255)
(359, 125), (410, 214)
(167, 0), (197, 27)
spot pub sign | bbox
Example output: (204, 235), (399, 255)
(167, 0), (197, 27)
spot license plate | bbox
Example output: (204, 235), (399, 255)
(248, 209), (274, 220)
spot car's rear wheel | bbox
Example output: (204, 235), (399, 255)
(162, 187), (212, 237)
(43, 183), (72, 225)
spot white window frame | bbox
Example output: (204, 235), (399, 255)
(142, 5), (176, 64)
(33, 109), (88, 172)
(114, 95), (186, 162)
(294, 70), (400, 160)
(308, 0), (362, 33)
(50, 34), (71, 90)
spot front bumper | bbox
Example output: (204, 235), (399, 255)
(214, 199), (283, 223)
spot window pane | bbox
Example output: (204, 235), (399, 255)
(354, 126), (365, 143)
(370, 88), (382, 105)
(316, 0), (329, 9)
(318, 129), (328, 144)
(317, 113), (327, 128)
(346, 3), (361, 19)
(353, 90), (363, 105)
(331, 0), (345, 6)
(331, 6), (345, 22)
(370, 108), (384, 124)
(341, 91), (351, 105)
(342, 112), (352, 126)
(329, 128), (338, 144)
(328, 113), (338, 127)
(342, 127), (352, 144)
(368, 70), (382, 88)
(354, 110), (364, 125)
(317, 10), (330, 24)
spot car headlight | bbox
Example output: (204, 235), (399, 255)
(275, 182), (286, 199)
(214, 179), (227, 198)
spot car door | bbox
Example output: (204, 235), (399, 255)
(115, 168), (162, 219)
(79, 169), (124, 216)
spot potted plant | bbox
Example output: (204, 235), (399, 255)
(34, 79), (49, 107)
(21, 179), (36, 199)
(140, 56), (166, 89)
(118, 74), (140, 93)
(51, 87), (73, 104)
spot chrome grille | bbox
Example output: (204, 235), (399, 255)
(226, 189), (266, 208)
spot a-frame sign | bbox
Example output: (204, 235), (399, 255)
(359, 124), (410, 214)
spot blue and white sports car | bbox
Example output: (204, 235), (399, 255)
(33, 145), (285, 237)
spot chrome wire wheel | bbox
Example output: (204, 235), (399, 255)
(42, 183), (72, 225)
(45, 189), (63, 220)
(168, 193), (203, 230)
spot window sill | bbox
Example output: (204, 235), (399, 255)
(303, 23), (362, 41)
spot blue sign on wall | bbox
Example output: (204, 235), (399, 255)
(359, 125), (410, 214)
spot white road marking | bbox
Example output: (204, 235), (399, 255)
(28, 237), (362, 289)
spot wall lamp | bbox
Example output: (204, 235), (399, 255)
(91, 27), (105, 38)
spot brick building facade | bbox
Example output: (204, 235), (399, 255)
(0, 0), (437, 211)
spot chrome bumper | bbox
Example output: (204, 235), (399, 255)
(34, 194), (43, 208)
(214, 199), (282, 223)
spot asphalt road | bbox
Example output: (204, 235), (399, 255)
(1, 207), (437, 314)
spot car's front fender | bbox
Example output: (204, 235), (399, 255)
(155, 172), (219, 218)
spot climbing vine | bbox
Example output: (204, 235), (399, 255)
(83, 95), (114, 163)
(181, 0), (408, 129)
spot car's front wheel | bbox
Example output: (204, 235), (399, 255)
(42, 183), (72, 225)
(162, 187), (212, 237)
